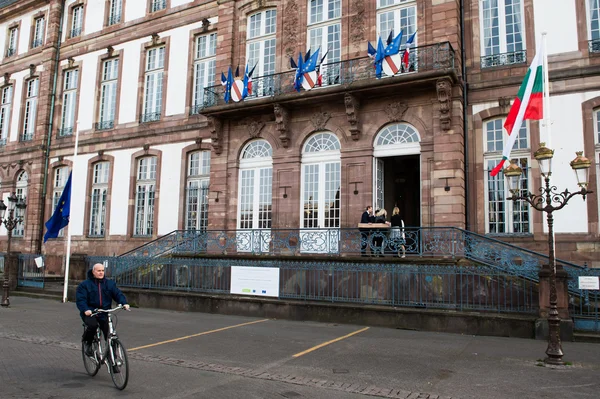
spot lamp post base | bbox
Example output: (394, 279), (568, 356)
(544, 356), (565, 366)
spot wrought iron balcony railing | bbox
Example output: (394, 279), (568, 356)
(201, 41), (455, 109)
(480, 50), (527, 69)
(190, 103), (203, 116)
(5, 47), (16, 57)
(96, 120), (114, 130)
(140, 112), (161, 123)
(57, 127), (73, 137)
(151, 0), (166, 12)
(108, 13), (122, 26)
(589, 39), (600, 54)
(31, 38), (43, 48)
(70, 26), (82, 38)
(20, 132), (33, 142)
(0, 137), (6, 146)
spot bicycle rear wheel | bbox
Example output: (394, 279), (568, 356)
(82, 340), (101, 376)
(108, 338), (129, 390)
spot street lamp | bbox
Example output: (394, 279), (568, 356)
(503, 143), (593, 366)
(0, 192), (27, 307)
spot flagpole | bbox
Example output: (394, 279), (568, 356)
(542, 32), (551, 147)
(62, 120), (79, 303)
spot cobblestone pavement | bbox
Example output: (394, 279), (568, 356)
(1, 297), (599, 399)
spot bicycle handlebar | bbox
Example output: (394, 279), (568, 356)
(90, 304), (129, 317)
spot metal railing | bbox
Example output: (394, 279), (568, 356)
(87, 256), (538, 314)
(57, 126), (73, 137)
(480, 50), (527, 68)
(20, 132), (33, 142)
(70, 26), (82, 38)
(151, 0), (166, 12)
(17, 254), (45, 288)
(5, 47), (15, 57)
(589, 39), (600, 54)
(108, 13), (122, 26)
(0, 137), (6, 146)
(31, 38), (43, 48)
(201, 42), (455, 109)
(140, 112), (161, 123)
(565, 263), (600, 332)
(95, 120), (114, 130)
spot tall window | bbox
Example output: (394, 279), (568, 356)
(185, 151), (210, 231)
(32, 17), (45, 48)
(301, 132), (341, 229)
(6, 27), (18, 57)
(108, 0), (122, 25)
(0, 85), (12, 146)
(246, 9), (277, 97)
(192, 33), (216, 114)
(151, 0), (167, 13)
(53, 167), (69, 237)
(14, 171), (28, 237)
(98, 58), (118, 130)
(377, 0), (417, 46)
(307, 0), (341, 86)
(89, 162), (110, 237)
(134, 157), (157, 236)
(59, 69), (78, 137)
(238, 140), (273, 230)
(71, 5), (84, 38)
(142, 46), (165, 122)
(484, 118), (530, 234)
(480, 0), (526, 67)
(22, 78), (38, 142)
(594, 110), (600, 223)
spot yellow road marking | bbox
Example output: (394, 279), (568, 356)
(128, 319), (269, 352)
(292, 327), (370, 358)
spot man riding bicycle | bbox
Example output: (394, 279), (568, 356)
(76, 263), (129, 356)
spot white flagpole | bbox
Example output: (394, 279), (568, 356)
(62, 121), (79, 303)
(542, 32), (551, 147)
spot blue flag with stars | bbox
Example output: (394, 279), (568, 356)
(44, 171), (72, 243)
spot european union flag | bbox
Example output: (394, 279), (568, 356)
(44, 172), (72, 243)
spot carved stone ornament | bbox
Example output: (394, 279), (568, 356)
(207, 116), (223, 155)
(498, 97), (512, 114)
(195, 137), (202, 146)
(201, 18), (210, 32)
(151, 33), (160, 46)
(3, 72), (9, 85)
(274, 103), (290, 148)
(67, 57), (75, 68)
(385, 102), (408, 123)
(436, 78), (452, 131)
(97, 150), (104, 157)
(29, 63), (37, 77)
(310, 112), (331, 131)
(344, 93), (361, 141)
(143, 144), (150, 153)
(282, 0), (299, 59)
(349, 0), (366, 55)
(243, 118), (265, 139)
(107, 46), (114, 57)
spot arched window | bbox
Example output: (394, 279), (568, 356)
(373, 123), (421, 158)
(14, 171), (28, 237)
(238, 140), (273, 229)
(185, 151), (210, 231)
(301, 132), (341, 230)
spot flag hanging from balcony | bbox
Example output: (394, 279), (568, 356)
(44, 172), (72, 243)
(402, 31), (417, 71)
(490, 42), (545, 177)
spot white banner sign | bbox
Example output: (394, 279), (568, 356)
(578, 276), (600, 290)
(231, 266), (280, 297)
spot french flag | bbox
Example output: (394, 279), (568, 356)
(402, 31), (417, 70)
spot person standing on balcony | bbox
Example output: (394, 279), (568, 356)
(373, 208), (389, 257)
(390, 207), (406, 258)
(360, 205), (374, 257)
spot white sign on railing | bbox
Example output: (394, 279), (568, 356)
(578, 276), (600, 290)
(231, 266), (279, 297)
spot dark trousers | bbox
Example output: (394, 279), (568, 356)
(82, 316), (109, 344)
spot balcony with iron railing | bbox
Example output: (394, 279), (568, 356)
(589, 39), (600, 54)
(96, 120), (114, 130)
(57, 126), (73, 137)
(108, 13), (122, 26)
(31, 38), (43, 49)
(140, 112), (161, 123)
(480, 50), (527, 69)
(0, 137), (6, 146)
(70, 26), (82, 38)
(200, 42), (456, 115)
(151, 0), (166, 12)
(20, 132), (33, 142)
(5, 47), (16, 57)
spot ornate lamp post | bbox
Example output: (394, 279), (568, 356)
(503, 144), (593, 365)
(0, 192), (27, 307)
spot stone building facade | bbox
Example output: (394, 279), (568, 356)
(0, 0), (597, 270)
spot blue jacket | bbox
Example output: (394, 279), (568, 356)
(76, 269), (128, 319)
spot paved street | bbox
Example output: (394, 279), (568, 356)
(1, 297), (599, 398)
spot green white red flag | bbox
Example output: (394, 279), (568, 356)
(490, 42), (545, 177)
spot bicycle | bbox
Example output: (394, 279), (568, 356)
(81, 304), (130, 390)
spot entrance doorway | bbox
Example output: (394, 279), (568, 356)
(374, 155), (420, 227)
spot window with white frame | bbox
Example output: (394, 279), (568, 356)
(377, 0), (417, 46)
(22, 78), (38, 141)
(108, 0), (122, 25)
(246, 9), (277, 97)
(0, 85), (12, 146)
(192, 33), (216, 114)
(53, 167), (69, 237)
(7, 26), (18, 57)
(60, 69), (78, 137)
(594, 109), (600, 226)
(185, 151), (210, 231)
(98, 58), (118, 130)
(14, 171), (28, 237)
(307, 0), (341, 86)
(484, 118), (530, 234)
(32, 17), (45, 48)
(134, 156), (157, 236)
(71, 5), (84, 38)
(142, 46), (165, 122)
(89, 162), (110, 237)
(151, 0), (167, 13)
(238, 140), (273, 230)
(480, 0), (526, 67)
(301, 132), (341, 229)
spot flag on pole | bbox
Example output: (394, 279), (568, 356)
(490, 41), (545, 177)
(44, 172), (72, 242)
(402, 31), (417, 70)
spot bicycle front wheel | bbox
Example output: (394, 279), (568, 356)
(82, 340), (100, 376)
(108, 338), (129, 390)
